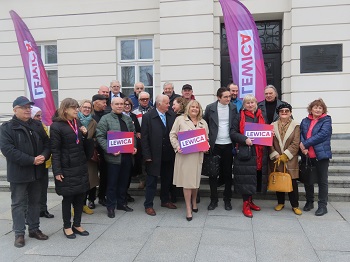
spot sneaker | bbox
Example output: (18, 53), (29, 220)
(83, 205), (94, 215)
(292, 207), (302, 215)
(274, 204), (285, 211)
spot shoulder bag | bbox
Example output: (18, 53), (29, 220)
(299, 156), (317, 185)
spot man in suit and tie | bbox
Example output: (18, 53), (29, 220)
(106, 80), (125, 113)
(203, 87), (238, 211)
(141, 94), (177, 216)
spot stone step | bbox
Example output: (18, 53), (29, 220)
(330, 157), (350, 166)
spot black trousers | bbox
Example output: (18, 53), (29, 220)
(97, 155), (107, 200)
(276, 179), (299, 207)
(144, 160), (174, 208)
(304, 158), (329, 207)
(62, 192), (85, 229)
(209, 144), (233, 202)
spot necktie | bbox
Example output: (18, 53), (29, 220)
(160, 114), (166, 127)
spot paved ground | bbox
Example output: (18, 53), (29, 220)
(0, 192), (350, 262)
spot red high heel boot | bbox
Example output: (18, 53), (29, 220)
(242, 200), (253, 218)
(249, 196), (261, 211)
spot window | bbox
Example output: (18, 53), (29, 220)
(37, 44), (58, 108)
(118, 38), (154, 98)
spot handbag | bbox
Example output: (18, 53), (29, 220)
(91, 148), (100, 163)
(236, 145), (252, 161)
(268, 162), (293, 192)
(299, 156), (317, 185)
(201, 152), (221, 178)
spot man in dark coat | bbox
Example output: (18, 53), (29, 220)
(106, 80), (125, 113)
(162, 82), (180, 111)
(257, 85), (284, 124)
(203, 87), (237, 211)
(141, 94), (176, 216)
(0, 96), (50, 248)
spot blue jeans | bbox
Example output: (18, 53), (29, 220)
(10, 179), (42, 236)
(304, 158), (329, 207)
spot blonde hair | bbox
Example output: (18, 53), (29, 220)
(242, 94), (258, 111)
(79, 99), (94, 114)
(184, 100), (203, 120)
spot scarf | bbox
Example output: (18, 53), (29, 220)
(239, 109), (265, 170)
(277, 118), (292, 141)
(78, 111), (92, 128)
(306, 113), (327, 158)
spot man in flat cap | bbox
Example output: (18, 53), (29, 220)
(181, 84), (196, 102)
(0, 96), (50, 247)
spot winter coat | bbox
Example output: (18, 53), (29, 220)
(50, 118), (90, 196)
(170, 115), (209, 188)
(257, 99), (284, 124)
(96, 112), (136, 165)
(0, 116), (50, 183)
(141, 108), (176, 176)
(86, 118), (99, 188)
(300, 115), (332, 160)
(203, 101), (237, 149)
(269, 120), (300, 179)
(231, 112), (269, 195)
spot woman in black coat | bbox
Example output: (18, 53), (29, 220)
(50, 98), (90, 239)
(231, 94), (268, 218)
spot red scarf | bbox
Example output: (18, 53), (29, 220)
(239, 109), (265, 170)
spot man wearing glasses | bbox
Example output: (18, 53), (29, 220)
(0, 96), (50, 247)
(132, 91), (153, 189)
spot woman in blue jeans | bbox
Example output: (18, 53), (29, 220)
(300, 98), (332, 216)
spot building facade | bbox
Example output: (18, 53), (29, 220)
(0, 0), (349, 133)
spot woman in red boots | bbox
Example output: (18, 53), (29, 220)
(232, 94), (269, 218)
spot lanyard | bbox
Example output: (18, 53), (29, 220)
(67, 119), (79, 144)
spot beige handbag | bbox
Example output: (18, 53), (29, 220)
(268, 162), (293, 192)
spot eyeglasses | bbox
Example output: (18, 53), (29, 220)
(279, 109), (290, 113)
(82, 106), (92, 110)
(140, 98), (149, 102)
(111, 85), (120, 88)
(124, 103), (131, 107)
(18, 105), (31, 110)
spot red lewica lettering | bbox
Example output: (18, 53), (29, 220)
(25, 43), (33, 52)
(240, 34), (251, 45)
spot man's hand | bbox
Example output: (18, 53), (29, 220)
(113, 151), (121, 156)
(133, 148), (137, 155)
(33, 155), (45, 165)
(55, 174), (64, 182)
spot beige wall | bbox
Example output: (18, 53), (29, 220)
(0, 0), (349, 133)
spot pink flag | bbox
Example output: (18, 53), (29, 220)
(219, 0), (267, 101)
(10, 10), (56, 125)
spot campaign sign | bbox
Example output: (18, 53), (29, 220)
(244, 123), (273, 146)
(107, 131), (134, 154)
(178, 128), (209, 154)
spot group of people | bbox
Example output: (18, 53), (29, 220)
(0, 81), (332, 248)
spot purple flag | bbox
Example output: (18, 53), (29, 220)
(10, 10), (56, 125)
(219, 0), (266, 102)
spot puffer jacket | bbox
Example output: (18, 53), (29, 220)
(50, 117), (89, 196)
(231, 111), (268, 195)
(300, 115), (332, 160)
(0, 116), (50, 183)
(96, 112), (136, 165)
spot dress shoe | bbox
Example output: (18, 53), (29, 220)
(192, 208), (198, 213)
(293, 207), (302, 215)
(29, 230), (49, 240)
(303, 202), (314, 211)
(224, 201), (232, 211)
(72, 227), (89, 236)
(315, 206), (328, 216)
(63, 228), (76, 239)
(14, 235), (25, 248)
(107, 209), (115, 218)
(145, 207), (156, 216)
(161, 202), (177, 209)
(117, 205), (133, 212)
(98, 198), (106, 206)
(40, 210), (54, 218)
(186, 216), (193, 221)
(83, 205), (94, 214)
(126, 194), (135, 203)
(207, 201), (218, 210)
(274, 204), (285, 211)
(88, 201), (95, 209)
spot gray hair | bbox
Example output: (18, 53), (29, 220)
(110, 80), (120, 86)
(264, 84), (278, 97)
(163, 82), (174, 89)
(155, 94), (167, 105)
(138, 91), (150, 99)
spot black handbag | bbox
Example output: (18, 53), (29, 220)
(236, 145), (252, 161)
(299, 156), (318, 184)
(201, 152), (221, 177)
